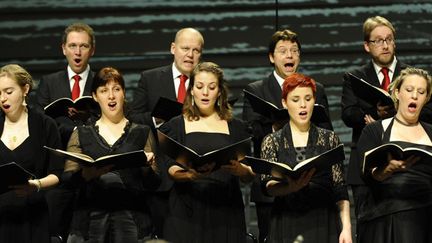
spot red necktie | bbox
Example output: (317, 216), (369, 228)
(71, 75), (81, 100)
(177, 74), (187, 103)
(381, 67), (390, 91)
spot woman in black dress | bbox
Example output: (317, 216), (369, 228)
(357, 67), (432, 243)
(160, 62), (254, 243)
(62, 67), (160, 243)
(261, 73), (352, 243)
(0, 64), (63, 242)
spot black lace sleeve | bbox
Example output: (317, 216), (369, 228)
(328, 131), (349, 202)
(259, 131), (282, 195)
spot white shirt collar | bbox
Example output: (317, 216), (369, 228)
(372, 57), (397, 77)
(67, 65), (90, 81)
(172, 63), (184, 80)
(171, 63), (190, 97)
(272, 70), (285, 88)
(67, 65), (90, 96)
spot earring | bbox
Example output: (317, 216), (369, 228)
(22, 94), (27, 106)
(217, 97), (221, 107)
(192, 96), (195, 106)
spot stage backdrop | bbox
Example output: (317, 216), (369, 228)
(1, 0), (432, 156)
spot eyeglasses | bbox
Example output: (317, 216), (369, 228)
(275, 48), (300, 56)
(67, 43), (91, 51)
(368, 38), (394, 46)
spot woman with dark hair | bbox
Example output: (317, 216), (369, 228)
(357, 67), (432, 243)
(62, 67), (160, 243)
(0, 64), (63, 242)
(160, 62), (254, 243)
(261, 73), (352, 243)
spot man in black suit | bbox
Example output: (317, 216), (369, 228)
(242, 29), (333, 243)
(129, 27), (204, 238)
(35, 22), (96, 241)
(36, 22), (96, 147)
(341, 16), (408, 239)
(130, 27), (204, 127)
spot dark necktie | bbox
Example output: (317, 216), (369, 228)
(177, 74), (187, 103)
(381, 67), (390, 91)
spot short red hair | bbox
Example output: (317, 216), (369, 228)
(281, 73), (316, 101)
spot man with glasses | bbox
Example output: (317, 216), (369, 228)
(242, 29), (332, 243)
(35, 22), (96, 242)
(341, 15), (409, 240)
(129, 27), (204, 238)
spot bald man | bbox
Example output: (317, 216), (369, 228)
(130, 27), (204, 127)
(129, 27), (204, 238)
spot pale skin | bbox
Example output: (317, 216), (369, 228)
(269, 40), (301, 131)
(0, 75), (59, 196)
(266, 86), (352, 243)
(62, 31), (95, 75)
(170, 28), (203, 77)
(371, 74), (432, 181)
(168, 71), (254, 183)
(269, 40), (300, 80)
(363, 25), (397, 125)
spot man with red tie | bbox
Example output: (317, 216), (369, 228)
(36, 22), (96, 147)
(129, 27), (204, 238)
(34, 22), (96, 242)
(130, 28), (204, 129)
(341, 16), (413, 241)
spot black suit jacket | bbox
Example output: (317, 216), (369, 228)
(36, 70), (94, 109)
(242, 73), (332, 203)
(130, 64), (176, 192)
(129, 65), (177, 127)
(36, 69), (94, 148)
(341, 60), (409, 185)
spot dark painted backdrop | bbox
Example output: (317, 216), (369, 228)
(2, 0), (432, 144)
(1, 0), (432, 235)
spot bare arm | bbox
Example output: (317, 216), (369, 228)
(337, 200), (352, 243)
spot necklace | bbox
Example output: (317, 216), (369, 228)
(394, 116), (419, 127)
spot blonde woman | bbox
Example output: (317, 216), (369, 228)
(357, 67), (432, 243)
(0, 64), (63, 242)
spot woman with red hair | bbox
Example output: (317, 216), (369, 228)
(261, 73), (352, 243)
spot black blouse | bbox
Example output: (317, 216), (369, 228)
(159, 115), (251, 169)
(260, 123), (348, 210)
(357, 118), (432, 222)
(0, 108), (63, 179)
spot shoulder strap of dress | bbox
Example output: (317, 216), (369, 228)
(382, 118), (392, 131)
(381, 117), (394, 141)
